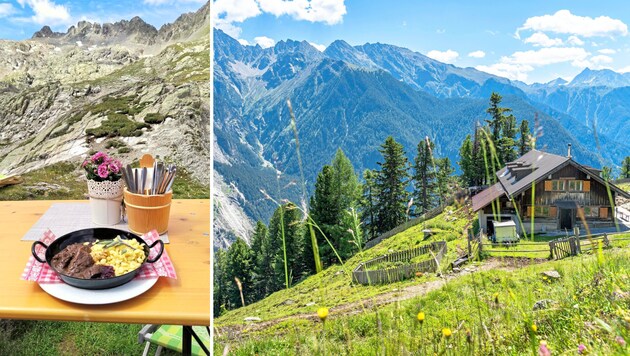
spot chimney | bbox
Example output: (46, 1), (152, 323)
(567, 143), (572, 158)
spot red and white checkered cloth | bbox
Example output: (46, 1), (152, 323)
(22, 229), (177, 283)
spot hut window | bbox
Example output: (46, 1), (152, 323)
(568, 180), (583, 191)
(551, 180), (565, 191)
(583, 206), (599, 218)
(533, 206), (550, 217)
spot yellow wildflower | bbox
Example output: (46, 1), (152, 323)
(417, 312), (425, 323)
(317, 307), (328, 322)
(531, 323), (538, 332)
(442, 328), (452, 338)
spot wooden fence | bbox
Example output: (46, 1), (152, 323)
(467, 229), (628, 261)
(352, 241), (447, 285)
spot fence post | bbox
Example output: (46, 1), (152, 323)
(549, 241), (554, 260)
(603, 233), (610, 248)
(467, 228), (472, 257)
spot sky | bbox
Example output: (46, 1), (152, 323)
(0, 0), (206, 41)
(212, 0), (630, 84)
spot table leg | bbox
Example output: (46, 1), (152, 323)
(182, 325), (192, 356)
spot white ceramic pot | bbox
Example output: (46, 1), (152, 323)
(87, 179), (124, 226)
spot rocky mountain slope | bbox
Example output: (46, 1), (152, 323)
(0, 2), (210, 187)
(213, 29), (630, 248)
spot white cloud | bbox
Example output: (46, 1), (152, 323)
(143, 0), (205, 4)
(257, 0), (346, 25)
(572, 54), (613, 69)
(475, 63), (533, 81)
(598, 48), (616, 54)
(254, 35), (275, 48)
(0, 3), (15, 17)
(523, 32), (563, 47)
(237, 38), (250, 46)
(426, 49), (459, 63)
(212, 0), (346, 43)
(567, 35), (585, 46)
(503, 47), (590, 66)
(468, 50), (486, 58)
(517, 10), (628, 38)
(477, 47), (591, 82)
(16, 0), (70, 25)
(618, 65), (630, 73)
(309, 41), (326, 51)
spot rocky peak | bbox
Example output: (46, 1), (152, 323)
(32, 26), (63, 39)
(32, 16), (159, 46)
(158, 0), (210, 42)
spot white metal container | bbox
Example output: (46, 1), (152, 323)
(87, 179), (124, 226)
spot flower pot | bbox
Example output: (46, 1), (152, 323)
(87, 179), (124, 226)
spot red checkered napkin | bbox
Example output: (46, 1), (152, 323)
(22, 229), (177, 283)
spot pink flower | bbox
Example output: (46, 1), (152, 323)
(538, 342), (551, 356)
(578, 344), (586, 354)
(91, 151), (107, 164)
(616, 336), (626, 347)
(81, 160), (89, 168)
(108, 159), (122, 174)
(97, 163), (110, 179)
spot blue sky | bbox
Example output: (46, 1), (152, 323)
(213, 0), (630, 84)
(0, 0), (206, 41)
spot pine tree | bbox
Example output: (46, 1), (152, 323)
(471, 124), (487, 186)
(309, 165), (339, 267)
(331, 149), (361, 212)
(375, 136), (410, 234)
(436, 157), (455, 205)
(225, 237), (254, 308)
(249, 221), (270, 300)
(267, 203), (303, 290)
(519, 119), (532, 156)
(485, 92), (512, 166)
(308, 149), (362, 268)
(413, 137), (436, 215)
(213, 249), (229, 316)
(621, 156), (630, 179)
(361, 169), (379, 241)
(458, 134), (474, 187)
(501, 114), (518, 163)
(485, 92), (511, 144)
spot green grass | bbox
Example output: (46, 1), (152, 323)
(144, 113), (166, 124)
(0, 320), (178, 356)
(85, 114), (149, 138)
(0, 174), (6, 179)
(0, 162), (88, 200)
(215, 205), (472, 326)
(216, 247), (630, 355)
(619, 182), (630, 193)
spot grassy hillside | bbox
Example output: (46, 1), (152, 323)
(216, 244), (630, 355)
(215, 204), (473, 326)
(215, 199), (630, 355)
(619, 182), (630, 193)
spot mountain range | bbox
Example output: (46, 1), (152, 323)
(213, 28), (630, 248)
(0, 3), (210, 187)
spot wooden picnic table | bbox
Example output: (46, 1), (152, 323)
(0, 199), (210, 354)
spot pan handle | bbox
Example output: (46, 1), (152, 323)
(146, 240), (164, 263)
(31, 241), (48, 263)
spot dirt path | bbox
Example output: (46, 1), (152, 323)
(215, 257), (545, 339)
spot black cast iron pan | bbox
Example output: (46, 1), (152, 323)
(31, 228), (164, 290)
